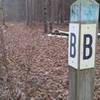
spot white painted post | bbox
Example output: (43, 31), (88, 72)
(68, 0), (99, 100)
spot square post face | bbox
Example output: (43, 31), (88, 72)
(68, 23), (79, 69)
(80, 24), (97, 69)
(68, 0), (99, 69)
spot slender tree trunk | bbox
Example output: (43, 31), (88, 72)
(0, 0), (6, 26)
(26, 0), (33, 27)
(26, 0), (28, 25)
(44, 0), (48, 33)
(48, 0), (53, 33)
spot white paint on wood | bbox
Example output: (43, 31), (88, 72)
(68, 23), (97, 69)
(68, 23), (79, 69)
(80, 24), (96, 69)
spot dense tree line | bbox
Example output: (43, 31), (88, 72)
(0, 0), (100, 25)
(1, 0), (74, 23)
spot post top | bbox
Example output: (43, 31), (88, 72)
(70, 0), (99, 22)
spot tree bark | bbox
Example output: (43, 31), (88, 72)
(26, 0), (33, 27)
(48, 0), (53, 33)
(43, 0), (48, 33)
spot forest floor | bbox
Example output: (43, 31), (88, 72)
(0, 22), (100, 100)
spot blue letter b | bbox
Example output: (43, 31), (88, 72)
(83, 34), (92, 60)
(70, 33), (76, 58)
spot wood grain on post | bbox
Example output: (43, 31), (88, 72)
(69, 68), (95, 100)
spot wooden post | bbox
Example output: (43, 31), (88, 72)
(68, 0), (99, 100)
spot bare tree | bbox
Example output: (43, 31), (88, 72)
(26, 0), (33, 27)
(43, 0), (48, 33)
(48, 0), (53, 33)
(57, 0), (65, 24)
(0, 0), (6, 26)
(2, 0), (6, 25)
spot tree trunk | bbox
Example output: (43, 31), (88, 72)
(26, 0), (33, 27)
(48, 0), (53, 33)
(43, 0), (48, 33)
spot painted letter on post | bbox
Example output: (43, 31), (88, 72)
(83, 34), (93, 60)
(68, 23), (79, 69)
(70, 33), (76, 58)
(80, 24), (96, 69)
